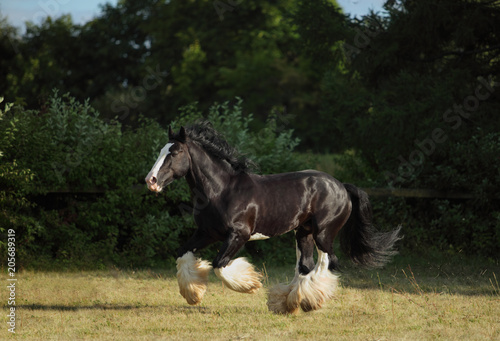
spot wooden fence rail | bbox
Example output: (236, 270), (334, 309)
(44, 186), (483, 200)
(361, 188), (477, 199)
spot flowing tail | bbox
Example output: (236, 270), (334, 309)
(340, 184), (403, 268)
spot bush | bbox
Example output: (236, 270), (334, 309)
(0, 93), (307, 269)
(171, 98), (302, 174)
(328, 128), (500, 257)
(0, 98), (40, 261)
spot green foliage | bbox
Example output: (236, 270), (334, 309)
(172, 98), (302, 174)
(293, 0), (500, 257)
(1, 0), (318, 129)
(0, 98), (41, 258)
(1, 0), (499, 262)
(370, 196), (500, 258)
(0, 93), (305, 268)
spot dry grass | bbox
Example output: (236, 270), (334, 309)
(1, 257), (499, 340)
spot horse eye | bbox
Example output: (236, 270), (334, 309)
(171, 151), (179, 157)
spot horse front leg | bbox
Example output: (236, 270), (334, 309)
(176, 230), (216, 305)
(213, 230), (263, 294)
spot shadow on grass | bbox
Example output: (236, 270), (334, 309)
(18, 304), (212, 314)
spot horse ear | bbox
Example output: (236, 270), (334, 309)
(179, 126), (187, 142)
(168, 126), (174, 139)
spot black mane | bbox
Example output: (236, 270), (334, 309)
(181, 121), (257, 173)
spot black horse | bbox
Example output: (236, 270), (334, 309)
(145, 122), (402, 314)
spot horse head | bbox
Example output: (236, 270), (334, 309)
(145, 126), (191, 193)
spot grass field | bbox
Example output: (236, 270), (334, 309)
(1, 253), (499, 340)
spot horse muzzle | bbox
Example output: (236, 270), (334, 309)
(145, 175), (162, 192)
(145, 174), (175, 193)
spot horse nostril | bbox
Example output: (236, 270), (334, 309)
(146, 176), (157, 185)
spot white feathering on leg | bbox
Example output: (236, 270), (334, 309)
(290, 251), (339, 312)
(268, 250), (339, 314)
(267, 241), (302, 314)
(214, 257), (263, 294)
(267, 277), (300, 315)
(176, 252), (212, 305)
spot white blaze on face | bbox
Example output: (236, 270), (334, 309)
(145, 142), (174, 191)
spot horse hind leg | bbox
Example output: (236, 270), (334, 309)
(267, 226), (340, 314)
(290, 217), (345, 312)
(267, 228), (319, 314)
(292, 249), (339, 312)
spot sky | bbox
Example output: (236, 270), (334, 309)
(0, 0), (118, 29)
(337, 0), (386, 17)
(0, 0), (385, 31)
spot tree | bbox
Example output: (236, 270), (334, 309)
(352, 0), (499, 187)
(297, 0), (500, 178)
(5, 16), (82, 107)
(2, 0), (327, 130)
(144, 0), (313, 127)
(298, 0), (500, 255)
(0, 16), (20, 101)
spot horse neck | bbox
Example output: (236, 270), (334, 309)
(185, 141), (233, 198)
